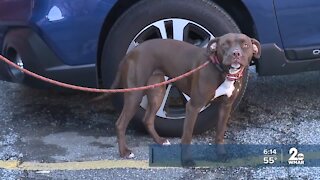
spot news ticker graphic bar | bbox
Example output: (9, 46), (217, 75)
(149, 144), (320, 167)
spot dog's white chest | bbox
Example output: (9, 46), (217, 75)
(213, 79), (235, 99)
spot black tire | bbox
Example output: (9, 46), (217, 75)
(101, 0), (248, 137)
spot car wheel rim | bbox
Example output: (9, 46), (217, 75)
(127, 18), (214, 119)
(7, 49), (25, 82)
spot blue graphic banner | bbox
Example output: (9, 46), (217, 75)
(149, 144), (320, 167)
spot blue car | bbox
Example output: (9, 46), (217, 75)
(1, 0), (319, 136)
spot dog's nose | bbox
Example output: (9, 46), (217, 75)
(233, 49), (242, 58)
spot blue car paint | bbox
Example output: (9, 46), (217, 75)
(34, 0), (286, 65)
(241, 0), (283, 48)
(1, 0), (320, 80)
(30, 0), (117, 66)
(274, 0), (320, 48)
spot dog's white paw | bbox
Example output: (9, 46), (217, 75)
(128, 152), (135, 159)
(162, 139), (171, 146)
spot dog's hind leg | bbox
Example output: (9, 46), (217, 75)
(143, 73), (170, 145)
(116, 91), (144, 158)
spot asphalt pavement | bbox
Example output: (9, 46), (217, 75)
(0, 69), (320, 179)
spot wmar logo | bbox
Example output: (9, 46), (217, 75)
(288, 147), (305, 165)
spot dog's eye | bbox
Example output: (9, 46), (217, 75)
(243, 43), (249, 48)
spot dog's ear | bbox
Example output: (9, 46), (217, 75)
(251, 38), (261, 59)
(207, 38), (219, 54)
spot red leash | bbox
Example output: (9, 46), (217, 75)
(0, 55), (210, 93)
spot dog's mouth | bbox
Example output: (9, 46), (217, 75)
(229, 63), (242, 74)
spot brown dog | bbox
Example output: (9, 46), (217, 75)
(110, 33), (261, 158)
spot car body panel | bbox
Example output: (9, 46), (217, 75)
(0, 0), (320, 86)
(274, 0), (320, 49)
(0, 0), (33, 55)
(274, 0), (320, 61)
(0, 0), (117, 66)
(0, 0), (33, 22)
(31, 0), (117, 66)
(241, 0), (283, 47)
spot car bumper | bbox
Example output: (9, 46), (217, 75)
(0, 28), (98, 88)
(257, 44), (320, 76)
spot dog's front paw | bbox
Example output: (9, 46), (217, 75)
(216, 153), (230, 163)
(162, 139), (171, 146)
(215, 144), (229, 162)
(123, 152), (135, 159)
(181, 158), (196, 167)
(216, 144), (227, 155)
(120, 149), (135, 159)
(127, 152), (135, 159)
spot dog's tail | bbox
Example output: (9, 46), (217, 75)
(90, 61), (123, 102)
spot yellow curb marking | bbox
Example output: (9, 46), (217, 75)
(0, 160), (150, 171)
(0, 160), (20, 169)
(1, 151), (319, 171)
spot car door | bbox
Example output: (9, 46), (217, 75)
(274, 0), (320, 61)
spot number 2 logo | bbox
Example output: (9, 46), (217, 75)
(289, 147), (304, 161)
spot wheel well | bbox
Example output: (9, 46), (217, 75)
(96, 0), (258, 84)
(213, 0), (259, 65)
(97, 0), (141, 85)
(213, 0), (257, 39)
